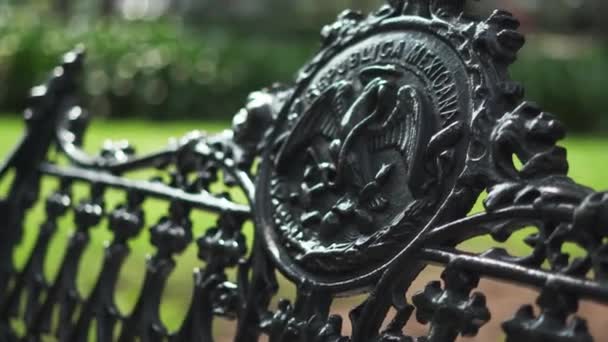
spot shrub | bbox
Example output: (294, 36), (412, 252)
(511, 39), (608, 132)
(0, 8), (316, 120)
(1, 7), (607, 132)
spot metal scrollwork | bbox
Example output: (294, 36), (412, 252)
(502, 287), (593, 342)
(1, 0), (607, 341)
(412, 267), (490, 341)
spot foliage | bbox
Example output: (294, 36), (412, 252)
(512, 40), (608, 132)
(0, 8), (316, 120)
(1, 7), (608, 131)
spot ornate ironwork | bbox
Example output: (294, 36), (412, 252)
(0, 1), (606, 341)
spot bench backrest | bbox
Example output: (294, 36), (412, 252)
(1, 1), (606, 341)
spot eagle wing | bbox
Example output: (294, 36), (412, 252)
(275, 81), (354, 171)
(367, 85), (423, 167)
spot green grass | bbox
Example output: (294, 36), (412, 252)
(1, 114), (608, 334)
(460, 135), (608, 258)
(0, 116), (234, 332)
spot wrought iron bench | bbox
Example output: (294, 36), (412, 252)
(1, 0), (606, 341)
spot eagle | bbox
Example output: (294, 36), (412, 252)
(275, 70), (425, 236)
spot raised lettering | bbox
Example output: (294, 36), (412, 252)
(361, 44), (380, 63)
(405, 44), (426, 65)
(349, 52), (360, 69)
(391, 41), (406, 59)
(425, 57), (446, 82)
(380, 41), (394, 58)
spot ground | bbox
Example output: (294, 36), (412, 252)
(1, 115), (607, 340)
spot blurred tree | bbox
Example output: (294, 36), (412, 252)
(53, 0), (72, 17)
(351, 0), (376, 12)
(590, 0), (608, 41)
(100, 0), (114, 16)
(169, 0), (185, 14)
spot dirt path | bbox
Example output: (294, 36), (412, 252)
(214, 267), (608, 341)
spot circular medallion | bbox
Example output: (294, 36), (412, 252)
(255, 10), (501, 290)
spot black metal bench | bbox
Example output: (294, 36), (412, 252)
(1, 1), (606, 341)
